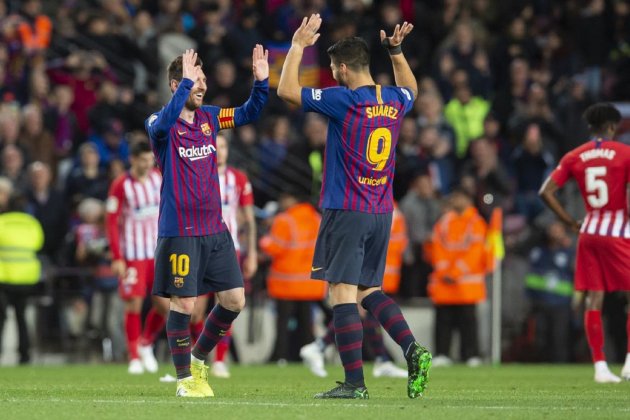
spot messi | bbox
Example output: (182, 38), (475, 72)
(178, 144), (216, 161)
(365, 105), (399, 120)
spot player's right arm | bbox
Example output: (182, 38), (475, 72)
(380, 22), (418, 100)
(539, 154), (581, 232)
(105, 176), (127, 277)
(277, 14), (322, 107)
(145, 49), (198, 141)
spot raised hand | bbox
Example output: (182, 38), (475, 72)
(181, 49), (199, 81)
(292, 14), (322, 48)
(380, 21), (414, 48)
(252, 44), (269, 81)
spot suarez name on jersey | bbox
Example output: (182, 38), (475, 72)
(550, 139), (630, 238)
(145, 77), (268, 237)
(301, 84), (414, 214)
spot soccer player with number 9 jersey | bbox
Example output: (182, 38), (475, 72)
(278, 14), (431, 399)
(540, 103), (630, 383)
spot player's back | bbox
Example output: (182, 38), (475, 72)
(555, 139), (630, 237)
(302, 84), (415, 213)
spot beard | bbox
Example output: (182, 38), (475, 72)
(185, 92), (204, 110)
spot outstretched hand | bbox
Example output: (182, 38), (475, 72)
(181, 49), (199, 81)
(292, 14), (322, 48)
(380, 22), (414, 48)
(252, 44), (269, 81)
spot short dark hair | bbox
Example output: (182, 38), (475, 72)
(583, 103), (622, 133)
(326, 37), (370, 71)
(167, 54), (203, 83)
(130, 139), (152, 157)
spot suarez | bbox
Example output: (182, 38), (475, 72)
(278, 14), (431, 399)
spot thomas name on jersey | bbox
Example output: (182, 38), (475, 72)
(579, 148), (615, 162)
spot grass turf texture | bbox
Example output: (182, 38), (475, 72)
(0, 364), (628, 419)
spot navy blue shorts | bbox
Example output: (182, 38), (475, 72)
(153, 230), (243, 298)
(311, 209), (392, 288)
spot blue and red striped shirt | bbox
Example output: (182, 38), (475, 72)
(301, 85), (414, 213)
(146, 77), (268, 237)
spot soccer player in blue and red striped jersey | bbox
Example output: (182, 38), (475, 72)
(278, 15), (431, 399)
(145, 47), (269, 397)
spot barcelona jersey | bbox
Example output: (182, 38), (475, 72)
(301, 84), (414, 213)
(145, 78), (268, 237)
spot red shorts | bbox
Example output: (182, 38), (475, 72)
(575, 234), (630, 292)
(119, 259), (155, 299)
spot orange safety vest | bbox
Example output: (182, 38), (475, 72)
(428, 206), (488, 305)
(17, 15), (52, 51)
(382, 205), (409, 294)
(259, 203), (327, 301)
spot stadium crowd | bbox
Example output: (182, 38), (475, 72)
(0, 0), (629, 366)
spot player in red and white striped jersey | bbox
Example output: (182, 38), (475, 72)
(540, 103), (630, 383)
(106, 140), (169, 375)
(190, 133), (257, 378)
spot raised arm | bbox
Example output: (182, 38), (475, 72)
(380, 22), (418, 99)
(539, 176), (581, 232)
(228, 44), (269, 127)
(277, 14), (322, 106)
(146, 49), (199, 140)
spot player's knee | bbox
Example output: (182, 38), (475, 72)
(218, 289), (245, 312)
(170, 296), (196, 314)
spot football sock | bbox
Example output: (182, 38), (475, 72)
(333, 303), (364, 387)
(192, 304), (239, 361)
(361, 291), (415, 355)
(585, 310), (605, 362)
(363, 312), (389, 362)
(626, 313), (630, 353)
(215, 329), (232, 362)
(322, 320), (335, 347)
(125, 312), (141, 360)
(166, 310), (192, 379)
(139, 308), (165, 346)
(190, 321), (204, 344)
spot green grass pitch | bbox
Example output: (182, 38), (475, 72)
(0, 364), (628, 419)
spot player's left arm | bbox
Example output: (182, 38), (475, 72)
(381, 22), (418, 102)
(217, 45), (269, 130)
(539, 177), (581, 232)
(277, 14), (322, 106)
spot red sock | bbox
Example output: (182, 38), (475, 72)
(215, 329), (232, 362)
(125, 312), (141, 360)
(627, 313), (630, 353)
(585, 310), (605, 362)
(139, 309), (166, 346)
(190, 321), (204, 345)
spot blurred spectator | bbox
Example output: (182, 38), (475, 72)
(89, 118), (129, 168)
(191, 2), (229, 67)
(46, 85), (79, 164)
(205, 58), (250, 107)
(0, 144), (28, 194)
(491, 58), (530, 131)
(461, 137), (512, 219)
(0, 176), (44, 364)
(65, 142), (109, 212)
(20, 104), (55, 173)
(491, 16), (538, 90)
(225, 7), (263, 73)
(26, 161), (68, 264)
(555, 77), (592, 154)
(16, 0), (52, 55)
(399, 173), (442, 297)
(257, 115), (292, 203)
(393, 116), (424, 200)
(444, 72), (490, 158)
(525, 221), (575, 363)
(418, 127), (456, 195)
(511, 124), (555, 222)
(429, 188), (489, 367)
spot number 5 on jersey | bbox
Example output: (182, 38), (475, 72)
(169, 253), (190, 276)
(585, 166), (608, 208)
(366, 127), (392, 171)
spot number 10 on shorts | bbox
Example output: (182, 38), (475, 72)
(169, 253), (190, 276)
